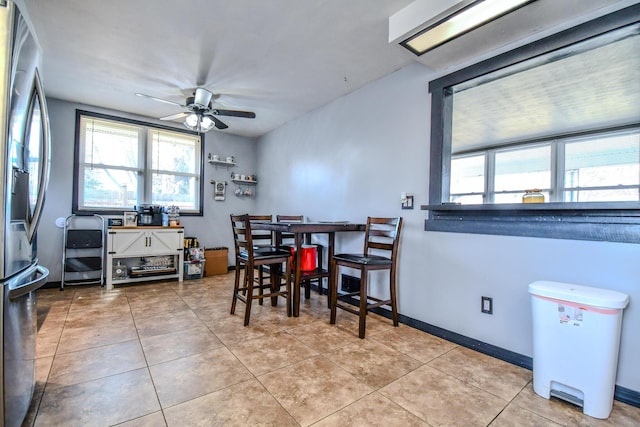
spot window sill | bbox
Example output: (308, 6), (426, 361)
(421, 202), (640, 243)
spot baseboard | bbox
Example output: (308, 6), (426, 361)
(334, 291), (640, 409)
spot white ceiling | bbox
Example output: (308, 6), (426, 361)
(21, 0), (639, 138)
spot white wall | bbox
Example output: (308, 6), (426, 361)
(39, 98), (256, 281)
(255, 62), (640, 393)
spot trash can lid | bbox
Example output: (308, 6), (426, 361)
(528, 281), (629, 309)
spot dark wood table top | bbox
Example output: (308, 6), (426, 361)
(251, 221), (365, 233)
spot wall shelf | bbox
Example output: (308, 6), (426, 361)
(208, 159), (235, 167)
(232, 178), (257, 185)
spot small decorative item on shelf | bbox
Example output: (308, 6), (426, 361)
(123, 211), (137, 227)
(166, 205), (180, 225)
(522, 189), (545, 203)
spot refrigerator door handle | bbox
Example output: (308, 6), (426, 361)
(26, 68), (51, 243)
(8, 265), (49, 300)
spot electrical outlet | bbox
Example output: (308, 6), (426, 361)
(481, 296), (493, 314)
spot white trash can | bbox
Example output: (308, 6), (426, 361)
(528, 281), (629, 419)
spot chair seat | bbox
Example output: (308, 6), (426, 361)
(333, 253), (392, 265)
(240, 247), (290, 260)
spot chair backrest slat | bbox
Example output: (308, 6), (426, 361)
(364, 217), (402, 258)
(248, 214), (273, 246)
(230, 214), (254, 256)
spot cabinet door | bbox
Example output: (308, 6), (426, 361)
(148, 229), (182, 255)
(109, 230), (149, 256)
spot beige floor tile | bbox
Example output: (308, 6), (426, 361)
(34, 368), (160, 427)
(313, 392), (429, 426)
(286, 319), (362, 353)
(164, 378), (298, 426)
(228, 330), (318, 376)
(489, 403), (562, 426)
(56, 316), (138, 353)
(63, 304), (133, 329)
(129, 295), (191, 319)
(140, 324), (224, 365)
(325, 339), (422, 388)
(371, 324), (458, 363)
(36, 312), (66, 336)
(36, 328), (63, 358)
(429, 346), (532, 401)
(201, 311), (282, 345)
(149, 346), (253, 408)
(133, 309), (201, 338)
(380, 364), (507, 427)
(47, 339), (146, 389)
(512, 383), (640, 426)
(259, 355), (373, 426)
(67, 293), (128, 313)
(113, 411), (167, 427)
(34, 356), (53, 395)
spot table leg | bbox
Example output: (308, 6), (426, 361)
(292, 233), (304, 316)
(327, 232), (335, 308)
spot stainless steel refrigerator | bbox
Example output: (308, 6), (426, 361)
(0, 1), (51, 426)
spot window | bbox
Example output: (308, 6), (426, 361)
(73, 111), (204, 215)
(450, 128), (640, 204)
(426, 5), (640, 243)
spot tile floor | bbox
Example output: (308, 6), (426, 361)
(25, 272), (640, 426)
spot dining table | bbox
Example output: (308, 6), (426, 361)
(251, 221), (365, 316)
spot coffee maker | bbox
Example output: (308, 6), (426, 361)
(136, 205), (163, 226)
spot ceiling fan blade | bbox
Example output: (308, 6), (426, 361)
(193, 87), (213, 107)
(135, 93), (185, 107)
(211, 109), (256, 119)
(207, 115), (228, 130)
(160, 111), (189, 121)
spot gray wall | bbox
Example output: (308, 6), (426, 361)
(39, 98), (256, 281)
(255, 62), (640, 393)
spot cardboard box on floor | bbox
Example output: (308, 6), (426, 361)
(204, 247), (228, 276)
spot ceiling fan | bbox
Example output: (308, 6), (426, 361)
(135, 87), (256, 132)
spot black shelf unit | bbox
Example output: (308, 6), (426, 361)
(61, 214), (105, 289)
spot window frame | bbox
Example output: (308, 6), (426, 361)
(423, 4), (640, 243)
(72, 110), (205, 216)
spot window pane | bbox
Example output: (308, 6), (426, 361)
(450, 154), (485, 196)
(563, 188), (638, 202)
(494, 145), (550, 192)
(151, 130), (199, 173)
(564, 132), (640, 189)
(495, 191), (550, 204)
(82, 117), (139, 168)
(81, 167), (138, 208)
(152, 173), (197, 210)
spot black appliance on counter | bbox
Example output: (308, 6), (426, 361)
(136, 205), (163, 226)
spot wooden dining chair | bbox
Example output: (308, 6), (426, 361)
(330, 217), (403, 338)
(276, 215), (326, 301)
(249, 214), (275, 288)
(230, 214), (292, 326)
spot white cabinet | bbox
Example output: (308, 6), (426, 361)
(106, 227), (184, 289)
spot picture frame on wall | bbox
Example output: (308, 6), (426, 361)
(123, 212), (137, 227)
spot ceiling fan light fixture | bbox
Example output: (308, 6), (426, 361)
(400, 0), (534, 56)
(184, 113), (199, 128)
(184, 112), (216, 132)
(200, 116), (215, 131)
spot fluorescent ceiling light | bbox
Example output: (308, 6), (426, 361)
(401, 0), (534, 56)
